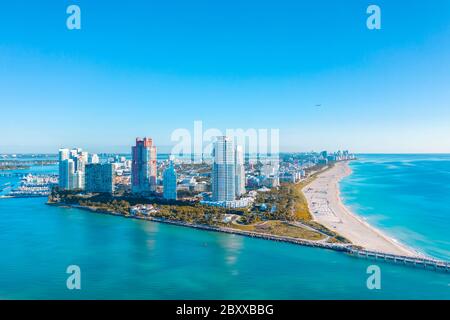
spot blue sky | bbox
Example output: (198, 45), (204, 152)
(1, 0), (450, 153)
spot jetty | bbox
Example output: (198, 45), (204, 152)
(129, 217), (450, 273)
(346, 248), (450, 272)
(49, 203), (450, 274)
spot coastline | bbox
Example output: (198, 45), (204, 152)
(46, 201), (450, 272)
(47, 202), (351, 252)
(303, 161), (422, 257)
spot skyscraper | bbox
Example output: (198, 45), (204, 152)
(59, 159), (74, 190)
(212, 136), (236, 202)
(163, 161), (177, 200)
(58, 149), (70, 189)
(131, 137), (157, 194)
(235, 145), (246, 197)
(85, 163), (114, 194)
(58, 148), (87, 190)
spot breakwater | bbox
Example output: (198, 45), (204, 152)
(48, 202), (450, 273)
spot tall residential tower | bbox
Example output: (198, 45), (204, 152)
(131, 137), (157, 194)
(163, 161), (177, 200)
(58, 148), (88, 190)
(212, 136), (236, 202)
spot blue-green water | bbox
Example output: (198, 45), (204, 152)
(341, 154), (450, 261)
(0, 156), (449, 299)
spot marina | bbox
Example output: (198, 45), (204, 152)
(1, 174), (57, 198)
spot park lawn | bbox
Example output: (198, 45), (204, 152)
(230, 220), (325, 241)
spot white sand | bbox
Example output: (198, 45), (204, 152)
(303, 161), (419, 257)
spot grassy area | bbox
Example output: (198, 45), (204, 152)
(291, 184), (311, 220)
(227, 223), (256, 232)
(255, 164), (333, 222)
(49, 188), (246, 226)
(255, 183), (311, 221)
(229, 220), (325, 241)
(303, 220), (351, 244)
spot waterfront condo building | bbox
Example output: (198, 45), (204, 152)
(85, 163), (114, 194)
(58, 149), (70, 189)
(59, 158), (74, 189)
(131, 137), (157, 194)
(58, 148), (87, 190)
(163, 161), (177, 200)
(212, 136), (236, 202)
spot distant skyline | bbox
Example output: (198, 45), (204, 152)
(1, 1), (450, 154)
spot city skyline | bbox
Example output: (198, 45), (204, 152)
(1, 1), (450, 154)
(1, 1), (449, 303)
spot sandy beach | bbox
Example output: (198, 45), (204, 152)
(303, 161), (420, 257)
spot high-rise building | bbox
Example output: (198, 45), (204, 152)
(163, 161), (177, 200)
(73, 171), (85, 190)
(85, 163), (114, 194)
(58, 148), (88, 190)
(58, 149), (70, 189)
(212, 136), (236, 202)
(131, 137), (157, 194)
(235, 145), (246, 197)
(59, 159), (74, 190)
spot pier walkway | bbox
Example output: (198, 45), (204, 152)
(346, 248), (450, 272)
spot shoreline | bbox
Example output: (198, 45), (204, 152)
(47, 202), (450, 271)
(303, 161), (422, 257)
(47, 202), (351, 252)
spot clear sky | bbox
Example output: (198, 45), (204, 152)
(1, 0), (450, 153)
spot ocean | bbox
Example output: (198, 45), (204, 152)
(340, 154), (450, 261)
(0, 155), (449, 299)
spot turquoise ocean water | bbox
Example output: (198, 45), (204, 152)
(341, 154), (450, 261)
(0, 155), (449, 299)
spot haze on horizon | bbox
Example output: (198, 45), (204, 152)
(1, 0), (450, 154)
